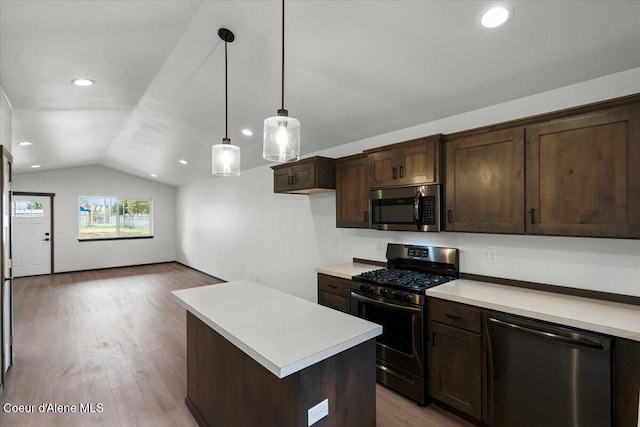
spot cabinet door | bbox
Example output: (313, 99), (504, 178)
(290, 161), (316, 190)
(399, 139), (438, 185)
(368, 149), (399, 189)
(429, 321), (482, 419)
(526, 105), (640, 237)
(336, 155), (369, 228)
(445, 128), (525, 233)
(273, 167), (292, 193)
(615, 338), (640, 427)
(318, 291), (350, 313)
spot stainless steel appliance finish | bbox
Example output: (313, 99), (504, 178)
(369, 185), (441, 232)
(487, 312), (612, 427)
(351, 243), (459, 405)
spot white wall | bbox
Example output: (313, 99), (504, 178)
(12, 166), (176, 272)
(177, 67), (640, 301)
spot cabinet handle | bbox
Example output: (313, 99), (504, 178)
(432, 331), (436, 346)
(392, 167), (398, 180)
(447, 209), (453, 223)
(364, 211), (368, 222)
(399, 166), (404, 178)
(327, 284), (338, 289)
(529, 208), (536, 224)
(287, 176), (292, 185)
(292, 175), (297, 185)
(445, 313), (462, 320)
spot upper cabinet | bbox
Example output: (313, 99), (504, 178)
(366, 134), (442, 189)
(526, 105), (640, 238)
(335, 154), (369, 228)
(272, 156), (336, 194)
(445, 128), (525, 234)
(444, 97), (640, 239)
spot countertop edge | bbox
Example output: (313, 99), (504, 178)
(315, 262), (381, 280)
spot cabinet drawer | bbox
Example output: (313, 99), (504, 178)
(318, 291), (350, 313)
(317, 273), (351, 297)
(429, 298), (482, 333)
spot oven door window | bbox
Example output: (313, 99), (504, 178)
(357, 299), (416, 356)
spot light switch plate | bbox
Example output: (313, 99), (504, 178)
(308, 398), (328, 426)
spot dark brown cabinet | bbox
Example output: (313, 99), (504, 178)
(525, 105), (640, 238)
(444, 99), (640, 238)
(445, 128), (525, 233)
(366, 135), (442, 189)
(272, 156), (336, 194)
(317, 274), (351, 313)
(336, 154), (369, 228)
(428, 298), (483, 420)
(615, 338), (640, 427)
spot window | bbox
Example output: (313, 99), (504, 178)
(79, 196), (152, 240)
(13, 200), (44, 218)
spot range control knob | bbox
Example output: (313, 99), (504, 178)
(380, 288), (389, 297)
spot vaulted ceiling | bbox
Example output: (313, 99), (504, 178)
(2, 1), (640, 186)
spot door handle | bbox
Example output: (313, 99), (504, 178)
(392, 167), (397, 180)
(42, 238), (50, 241)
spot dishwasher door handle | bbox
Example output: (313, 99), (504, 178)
(488, 317), (605, 350)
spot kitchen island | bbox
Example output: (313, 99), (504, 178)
(171, 280), (382, 427)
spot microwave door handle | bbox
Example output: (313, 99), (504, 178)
(414, 191), (422, 230)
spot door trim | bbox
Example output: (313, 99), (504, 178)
(12, 192), (55, 274)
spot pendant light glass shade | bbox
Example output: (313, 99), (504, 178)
(212, 139), (240, 176)
(263, 113), (300, 163)
(263, 0), (300, 163)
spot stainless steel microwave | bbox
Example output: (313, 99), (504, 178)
(369, 185), (441, 232)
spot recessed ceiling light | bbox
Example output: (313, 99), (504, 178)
(18, 141), (32, 146)
(241, 129), (253, 136)
(479, 4), (513, 29)
(71, 78), (94, 87)
(31, 165), (41, 169)
(179, 159), (188, 165)
(150, 173), (158, 178)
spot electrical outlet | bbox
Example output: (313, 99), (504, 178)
(487, 249), (497, 263)
(308, 399), (328, 426)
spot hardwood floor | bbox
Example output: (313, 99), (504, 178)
(0, 263), (473, 427)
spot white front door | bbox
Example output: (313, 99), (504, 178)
(12, 195), (52, 277)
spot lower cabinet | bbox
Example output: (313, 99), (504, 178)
(317, 274), (351, 314)
(615, 338), (640, 427)
(428, 298), (483, 420)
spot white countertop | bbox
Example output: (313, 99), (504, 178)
(426, 279), (640, 342)
(316, 262), (381, 279)
(171, 280), (382, 378)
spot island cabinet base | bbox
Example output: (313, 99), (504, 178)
(185, 312), (377, 427)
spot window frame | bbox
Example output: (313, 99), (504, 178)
(78, 196), (154, 241)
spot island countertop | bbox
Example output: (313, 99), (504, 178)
(171, 280), (382, 379)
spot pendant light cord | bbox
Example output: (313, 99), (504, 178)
(281, 0), (285, 111)
(225, 38), (228, 140)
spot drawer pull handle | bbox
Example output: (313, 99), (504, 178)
(445, 313), (462, 320)
(328, 284), (338, 289)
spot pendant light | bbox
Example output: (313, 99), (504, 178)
(212, 28), (240, 176)
(263, 0), (300, 163)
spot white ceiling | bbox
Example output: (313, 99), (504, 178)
(2, 1), (640, 187)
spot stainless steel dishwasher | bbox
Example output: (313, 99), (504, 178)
(487, 312), (612, 427)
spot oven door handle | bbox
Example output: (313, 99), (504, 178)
(351, 292), (422, 315)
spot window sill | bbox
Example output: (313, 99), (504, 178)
(78, 236), (154, 242)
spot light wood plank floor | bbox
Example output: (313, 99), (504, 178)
(0, 263), (473, 427)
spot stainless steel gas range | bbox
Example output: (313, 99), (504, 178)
(351, 243), (459, 405)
